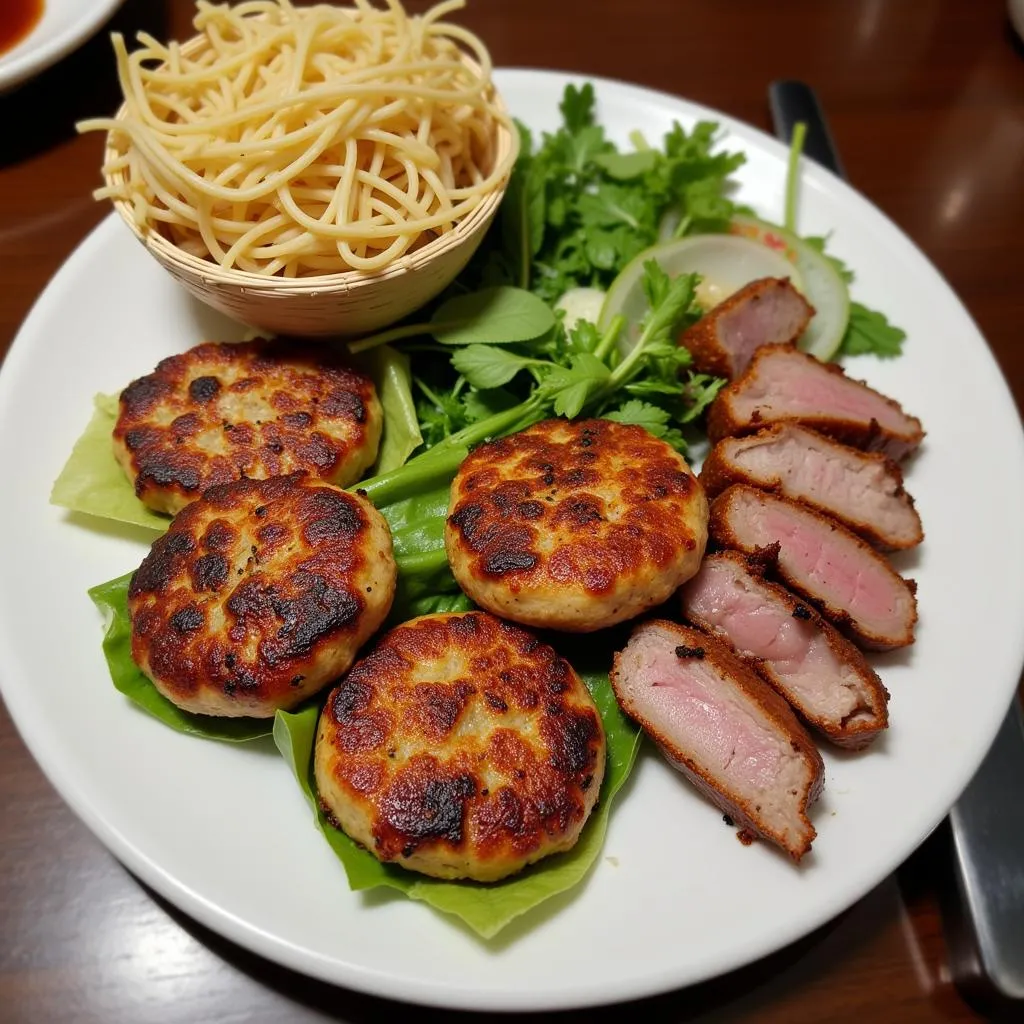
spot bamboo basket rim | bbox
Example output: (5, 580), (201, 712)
(102, 26), (515, 293)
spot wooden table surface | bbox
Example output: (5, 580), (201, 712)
(1, 1), (1022, 1020)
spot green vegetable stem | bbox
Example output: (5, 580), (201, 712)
(350, 259), (711, 609)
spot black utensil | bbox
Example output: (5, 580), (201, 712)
(767, 77), (1024, 1008)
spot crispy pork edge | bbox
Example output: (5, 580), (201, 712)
(699, 425), (924, 550)
(610, 619), (825, 861)
(680, 550), (890, 749)
(706, 344), (925, 459)
(707, 484), (919, 650)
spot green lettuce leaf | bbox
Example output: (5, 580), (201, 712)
(51, 345), (419, 533)
(51, 394), (169, 532)
(88, 573), (272, 742)
(402, 590), (476, 619)
(273, 659), (641, 939)
(378, 482), (463, 619)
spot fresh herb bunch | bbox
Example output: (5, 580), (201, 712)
(406, 265), (723, 456)
(476, 82), (746, 301)
(357, 259), (714, 514)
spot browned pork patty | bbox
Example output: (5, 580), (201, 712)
(113, 340), (382, 514)
(314, 611), (606, 881)
(128, 474), (395, 717)
(445, 419), (708, 633)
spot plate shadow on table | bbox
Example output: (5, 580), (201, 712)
(0, 0), (172, 168)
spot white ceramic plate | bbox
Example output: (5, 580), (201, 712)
(0, 0), (123, 93)
(1, 71), (1022, 1012)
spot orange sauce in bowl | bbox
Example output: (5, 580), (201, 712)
(0, 0), (43, 57)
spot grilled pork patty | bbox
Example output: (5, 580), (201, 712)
(445, 419), (708, 632)
(114, 340), (382, 514)
(128, 474), (395, 717)
(314, 611), (606, 881)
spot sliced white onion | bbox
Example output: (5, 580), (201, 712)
(729, 217), (850, 361)
(599, 234), (804, 352)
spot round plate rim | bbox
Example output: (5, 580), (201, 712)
(0, 66), (1022, 1012)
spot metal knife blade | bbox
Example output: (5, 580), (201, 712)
(767, 77), (1024, 1007)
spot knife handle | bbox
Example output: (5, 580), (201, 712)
(943, 697), (1024, 1006)
(768, 80), (847, 180)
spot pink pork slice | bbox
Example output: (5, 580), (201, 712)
(708, 484), (917, 650)
(681, 551), (889, 748)
(612, 619), (824, 860)
(700, 424), (923, 550)
(679, 277), (815, 379)
(707, 344), (924, 459)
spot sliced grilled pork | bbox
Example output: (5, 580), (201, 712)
(708, 485), (917, 650)
(611, 619), (824, 861)
(680, 278), (815, 378)
(680, 551), (889, 748)
(707, 345), (924, 459)
(701, 424), (923, 550)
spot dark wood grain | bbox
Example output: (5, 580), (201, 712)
(1, 0), (1022, 1020)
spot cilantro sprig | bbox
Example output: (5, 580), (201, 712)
(471, 82), (746, 302)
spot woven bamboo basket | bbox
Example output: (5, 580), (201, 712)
(102, 35), (515, 338)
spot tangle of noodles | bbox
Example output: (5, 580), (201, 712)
(78, 0), (517, 276)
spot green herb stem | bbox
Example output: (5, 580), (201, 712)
(446, 393), (547, 450)
(784, 121), (807, 234)
(394, 546), (451, 578)
(591, 315), (625, 364)
(629, 129), (651, 152)
(413, 375), (448, 410)
(517, 200), (531, 291)
(357, 390), (548, 518)
(355, 446), (468, 508)
(348, 322), (430, 355)
(603, 321), (664, 392)
(672, 213), (692, 239)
